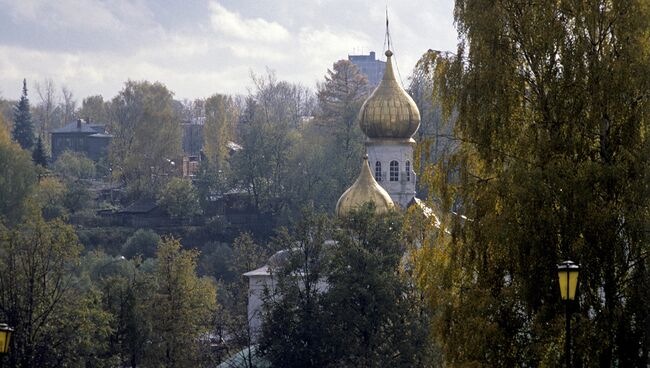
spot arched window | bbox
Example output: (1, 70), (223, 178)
(390, 160), (399, 182)
(375, 161), (382, 181)
(405, 160), (411, 181)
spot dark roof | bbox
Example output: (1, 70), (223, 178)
(118, 199), (158, 214)
(52, 121), (105, 134)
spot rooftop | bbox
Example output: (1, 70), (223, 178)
(52, 119), (105, 134)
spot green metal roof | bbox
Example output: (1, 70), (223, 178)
(217, 346), (270, 368)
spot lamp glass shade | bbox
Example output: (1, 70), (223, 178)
(0, 323), (13, 354)
(557, 261), (580, 301)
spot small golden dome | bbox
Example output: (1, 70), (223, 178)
(336, 155), (394, 217)
(358, 50), (421, 139)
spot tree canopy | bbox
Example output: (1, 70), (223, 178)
(204, 94), (237, 168)
(157, 177), (202, 218)
(0, 116), (37, 223)
(414, 0), (650, 366)
(0, 207), (84, 367)
(260, 206), (433, 367)
(150, 238), (217, 367)
(109, 81), (182, 197)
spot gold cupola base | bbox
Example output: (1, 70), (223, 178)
(336, 155), (394, 217)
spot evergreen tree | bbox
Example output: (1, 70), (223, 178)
(259, 206), (433, 367)
(32, 135), (47, 167)
(12, 79), (35, 150)
(258, 208), (334, 368)
(328, 206), (433, 367)
(315, 60), (369, 188)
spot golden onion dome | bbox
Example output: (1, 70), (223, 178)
(336, 155), (394, 217)
(358, 50), (421, 140)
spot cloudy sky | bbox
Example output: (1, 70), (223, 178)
(0, 0), (457, 101)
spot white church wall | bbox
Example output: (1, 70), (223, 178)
(366, 140), (417, 208)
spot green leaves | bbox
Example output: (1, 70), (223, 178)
(259, 206), (434, 367)
(156, 177), (202, 218)
(12, 79), (35, 151)
(52, 150), (96, 179)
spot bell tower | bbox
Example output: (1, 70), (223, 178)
(356, 48), (420, 208)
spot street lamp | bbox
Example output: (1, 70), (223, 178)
(557, 260), (580, 367)
(0, 323), (14, 354)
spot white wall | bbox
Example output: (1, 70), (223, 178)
(366, 140), (417, 208)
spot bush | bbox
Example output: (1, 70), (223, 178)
(197, 242), (235, 282)
(53, 151), (96, 179)
(77, 227), (134, 255)
(122, 228), (161, 259)
(157, 178), (202, 218)
(31, 176), (68, 220)
(63, 180), (92, 213)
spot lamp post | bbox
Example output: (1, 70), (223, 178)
(557, 260), (580, 368)
(0, 323), (14, 367)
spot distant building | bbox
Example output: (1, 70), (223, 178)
(244, 246), (332, 342)
(182, 118), (204, 156)
(51, 118), (112, 161)
(182, 155), (200, 178)
(348, 51), (386, 86)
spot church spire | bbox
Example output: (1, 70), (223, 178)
(336, 19), (421, 211)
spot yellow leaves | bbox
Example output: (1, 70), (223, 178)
(154, 237), (217, 316)
(403, 202), (458, 314)
(110, 81), (182, 196)
(411, 0), (650, 365)
(30, 176), (67, 216)
(3, 207), (82, 271)
(0, 117), (37, 223)
(149, 237), (218, 365)
(494, 196), (504, 215)
(204, 94), (237, 166)
(0, 115), (11, 145)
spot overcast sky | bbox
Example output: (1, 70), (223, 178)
(0, 0), (457, 101)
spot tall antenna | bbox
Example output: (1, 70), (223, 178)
(382, 4), (405, 87)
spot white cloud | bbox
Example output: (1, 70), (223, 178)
(0, 0), (458, 101)
(296, 27), (370, 74)
(227, 43), (287, 61)
(2, 0), (126, 31)
(209, 1), (290, 42)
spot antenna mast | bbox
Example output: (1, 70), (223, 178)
(383, 5), (392, 52)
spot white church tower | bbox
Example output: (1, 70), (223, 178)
(357, 49), (421, 208)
